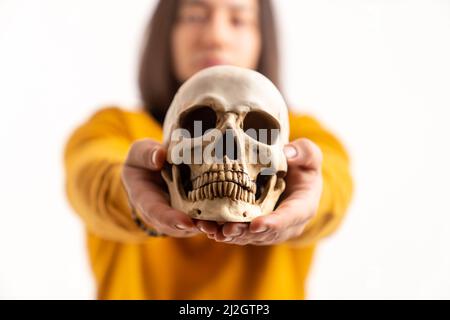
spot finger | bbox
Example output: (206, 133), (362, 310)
(222, 222), (248, 237)
(285, 223), (307, 240)
(227, 224), (273, 244)
(252, 223), (306, 245)
(132, 196), (200, 237)
(249, 218), (271, 234)
(141, 202), (197, 232)
(284, 138), (322, 171)
(206, 233), (216, 240)
(177, 232), (202, 238)
(251, 228), (296, 246)
(213, 225), (234, 242)
(249, 199), (312, 237)
(195, 220), (220, 234)
(228, 229), (277, 245)
(158, 224), (202, 238)
(125, 138), (167, 171)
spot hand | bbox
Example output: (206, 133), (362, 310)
(195, 138), (323, 245)
(121, 138), (201, 238)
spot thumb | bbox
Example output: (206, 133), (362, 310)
(125, 138), (167, 171)
(149, 146), (167, 170)
(283, 138), (322, 171)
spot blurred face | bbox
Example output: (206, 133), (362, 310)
(171, 0), (261, 82)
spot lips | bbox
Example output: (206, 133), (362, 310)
(199, 56), (228, 68)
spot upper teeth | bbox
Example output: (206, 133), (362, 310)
(188, 164), (257, 203)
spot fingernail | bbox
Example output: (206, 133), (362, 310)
(223, 237), (233, 242)
(199, 226), (207, 233)
(151, 148), (159, 166)
(175, 224), (187, 230)
(230, 228), (244, 237)
(283, 145), (297, 159)
(252, 226), (268, 233)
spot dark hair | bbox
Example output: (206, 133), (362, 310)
(138, 0), (280, 125)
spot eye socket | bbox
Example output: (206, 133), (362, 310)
(179, 106), (217, 138)
(243, 111), (280, 145)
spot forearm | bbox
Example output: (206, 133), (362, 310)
(65, 137), (149, 243)
(285, 114), (354, 248)
(286, 152), (353, 247)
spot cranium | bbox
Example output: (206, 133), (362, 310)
(161, 65), (289, 222)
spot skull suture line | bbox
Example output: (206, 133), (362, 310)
(161, 65), (290, 222)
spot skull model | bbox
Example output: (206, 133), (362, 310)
(161, 65), (289, 222)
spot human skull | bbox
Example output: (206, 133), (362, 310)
(161, 65), (289, 222)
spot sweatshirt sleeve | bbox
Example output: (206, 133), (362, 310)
(285, 113), (354, 248)
(63, 107), (150, 243)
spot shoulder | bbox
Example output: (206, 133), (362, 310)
(287, 109), (351, 162)
(288, 110), (322, 127)
(87, 106), (150, 125)
(288, 110), (325, 139)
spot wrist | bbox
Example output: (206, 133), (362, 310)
(128, 199), (166, 238)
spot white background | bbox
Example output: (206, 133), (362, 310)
(1, 0), (449, 299)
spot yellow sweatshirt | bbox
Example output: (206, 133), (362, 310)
(64, 106), (353, 300)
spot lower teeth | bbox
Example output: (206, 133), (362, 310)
(188, 181), (255, 203)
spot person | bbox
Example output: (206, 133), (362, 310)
(64, 0), (353, 299)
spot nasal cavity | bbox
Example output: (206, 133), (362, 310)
(215, 130), (238, 161)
